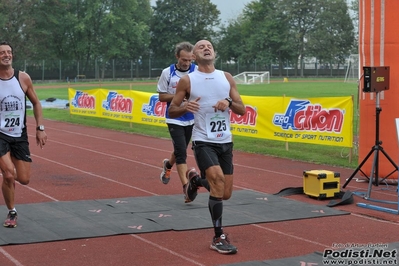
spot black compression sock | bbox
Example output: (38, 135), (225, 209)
(208, 196), (223, 237)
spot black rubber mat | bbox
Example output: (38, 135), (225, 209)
(0, 190), (349, 246)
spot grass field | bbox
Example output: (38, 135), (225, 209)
(31, 78), (360, 169)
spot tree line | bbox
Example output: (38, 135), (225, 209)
(1, 0), (357, 77)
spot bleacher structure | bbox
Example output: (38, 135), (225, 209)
(233, 71), (270, 85)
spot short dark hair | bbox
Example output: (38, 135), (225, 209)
(175, 42), (193, 57)
(0, 41), (13, 54)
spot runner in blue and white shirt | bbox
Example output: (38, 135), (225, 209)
(157, 42), (209, 203)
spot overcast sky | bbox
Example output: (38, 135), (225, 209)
(211, 0), (252, 22)
(149, 0), (252, 23)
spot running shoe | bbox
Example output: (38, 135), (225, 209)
(210, 234), (237, 254)
(182, 184), (192, 203)
(185, 168), (199, 202)
(160, 159), (171, 184)
(3, 210), (17, 228)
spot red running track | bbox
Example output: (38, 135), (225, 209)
(0, 117), (398, 266)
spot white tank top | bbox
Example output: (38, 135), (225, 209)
(0, 71), (26, 137)
(188, 70), (232, 143)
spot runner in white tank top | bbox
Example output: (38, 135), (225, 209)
(188, 69), (232, 143)
(156, 42), (210, 203)
(168, 39), (246, 255)
(0, 41), (47, 228)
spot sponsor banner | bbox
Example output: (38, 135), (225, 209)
(69, 88), (100, 117)
(69, 88), (134, 122)
(100, 89), (134, 122)
(235, 95), (353, 147)
(69, 89), (353, 147)
(135, 91), (167, 126)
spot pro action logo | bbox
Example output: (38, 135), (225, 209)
(71, 91), (95, 109)
(273, 99), (344, 133)
(102, 92), (133, 113)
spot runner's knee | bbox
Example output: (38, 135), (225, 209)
(174, 148), (187, 164)
(2, 170), (15, 184)
(15, 173), (30, 185)
(17, 177), (30, 185)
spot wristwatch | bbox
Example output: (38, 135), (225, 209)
(36, 125), (45, 131)
(225, 97), (233, 107)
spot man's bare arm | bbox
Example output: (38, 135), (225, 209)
(225, 72), (246, 115)
(158, 93), (174, 102)
(21, 71), (47, 148)
(168, 75), (196, 118)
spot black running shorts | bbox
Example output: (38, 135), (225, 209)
(192, 141), (234, 175)
(0, 129), (32, 162)
(167, 123), (193, 165)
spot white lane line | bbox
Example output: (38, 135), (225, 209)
(36, 127), (170, 153)
(22, 185), (59, 201)
(251, 224), (331, 249)
(0, 247), (24, 266)
(251, 212), (399, 251)
(32, 155), (158, 196)
(130, 234), (206, 266)
(350, 212), (399, 226)
(234, 163), (299, 177)
(39, 138), (161, 169)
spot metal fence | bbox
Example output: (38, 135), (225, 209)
(13, 58), (349, 82)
